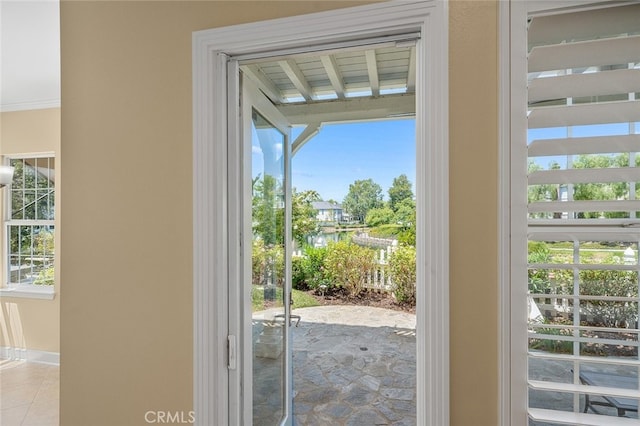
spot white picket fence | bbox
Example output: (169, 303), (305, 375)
(364, 248), (395, 292)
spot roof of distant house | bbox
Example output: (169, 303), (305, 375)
(312, 201), (342, 210)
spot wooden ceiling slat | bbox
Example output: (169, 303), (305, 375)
(278, 59), (314, 101)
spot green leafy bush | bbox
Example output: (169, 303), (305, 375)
(528, 241), (552, 294)
(369, 224), (403, 238)
(303, 246), (330, 290)
(252, 240), (267, 286)
(529, 325), (573, 354)
(292, 246), (331, 290)
(34, 267), (54, 286)
(292, 256), (306, 290)
(397, 227), (415, 247)
(252, 239), (284, 287)
(579, 270), (638, 327)
(324, 241), (376, 296)
(388, 245), (416, 304)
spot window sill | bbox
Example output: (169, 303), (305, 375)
(0, 285), (55, 300)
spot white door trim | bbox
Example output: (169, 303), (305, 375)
(192, 1), (449, 425)
(499, 2), (529, 424)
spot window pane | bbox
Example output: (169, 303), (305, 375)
(7, 225), (55, 285)
(11, 189), (23, 220)
(9, 158), (24, 187)
(36, 189), (54, 220)
(8, 157), (56, 220)
(23, 160), (36, 189)
(23, 190), (36, 219)
(36, 157), (51, 189)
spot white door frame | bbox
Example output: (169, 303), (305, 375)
(192, 1), (449, 425)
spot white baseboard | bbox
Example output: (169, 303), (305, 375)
(0, 346), (59, 365)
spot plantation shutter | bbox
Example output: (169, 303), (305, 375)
(526, 4), (640, 424)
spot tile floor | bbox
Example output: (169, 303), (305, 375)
(0, 359), (59, 426)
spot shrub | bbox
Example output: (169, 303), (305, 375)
(324, 241), (376, 296)
(529, 325), (573, 354)
(397, 227), (415, 247)
(292, 256), (306, 290)
(291, 246), (331, 290)
(252, 240), (267, 286)
(369, 224), (403, 238)
(303, 246), (331, 290)
(388, 245), (416, 304)
(252, 239), (284, 287)
(579, 270), (638, 327)
(528, 241), (551, 294)
(34, 267), (54, 286)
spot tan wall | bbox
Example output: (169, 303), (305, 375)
(449, 1), (498, 425)
(60, 1), (499, 425)
(0, 108), (61, 354)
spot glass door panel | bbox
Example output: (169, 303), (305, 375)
(242, 73), (293, 426)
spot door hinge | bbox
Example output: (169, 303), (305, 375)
(228, 335), (237, 370)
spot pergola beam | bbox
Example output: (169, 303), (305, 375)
(241, 65), (283, 104)
(365, 50), (380, 97)
(278, 59), (313, 102)
(320, 55), (346, 100)
(292, 121), (322, 156)
(407, 46), (416, 93)
(278, 94), (415, 125)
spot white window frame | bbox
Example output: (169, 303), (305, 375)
(192, 1), (449, 425)
(500, 1), (639, 424)
(1, 153), (56, 300)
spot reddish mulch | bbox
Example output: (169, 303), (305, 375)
(305, 287), (416, 314)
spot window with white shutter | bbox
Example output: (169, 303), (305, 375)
(524, 3), (640, 424)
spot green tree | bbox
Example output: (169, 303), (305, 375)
(342, 178), (383, 223)
(394, 198), (416, 246)
(393, 198), (415, 227)
(527, 160), (562, 219)
(528, 154), (640, 219)
(365, 206), (395, 227)
(252, 174), (281, 245)
(253, 177), (320, 245)
(291, 189), (321, 245)
(572, 154), (632, 218)
(388, 174), (413, 212)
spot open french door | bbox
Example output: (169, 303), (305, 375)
(228, 66), (294, 426)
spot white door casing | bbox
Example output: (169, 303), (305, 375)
(193, 1), (449, 425)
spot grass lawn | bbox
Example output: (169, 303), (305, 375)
(252, 286), (319, 312)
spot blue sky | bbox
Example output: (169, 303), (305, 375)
(291, 119), (416, 203)
(252, 118), (639, 205)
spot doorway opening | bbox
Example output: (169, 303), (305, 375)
(243, 44), (417, 425)
(192, 2), (448, 425)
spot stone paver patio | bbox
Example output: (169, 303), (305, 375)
(291, 306), (416, 425)
(251, 305), (417, 425)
